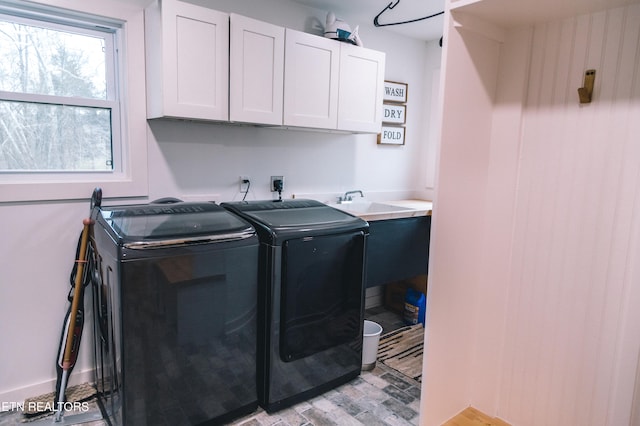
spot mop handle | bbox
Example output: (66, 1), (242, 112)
(61, 218), (93, 369)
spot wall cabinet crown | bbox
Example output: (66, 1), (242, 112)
(145, 0), (385, 133)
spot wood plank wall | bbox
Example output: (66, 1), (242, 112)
(497, 4), (640, 425)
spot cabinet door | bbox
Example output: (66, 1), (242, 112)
(230, 14), (284, 125)
(146, 0), (229, 121)
(283, 29), (339, 129)
(337, 44), (386, 133)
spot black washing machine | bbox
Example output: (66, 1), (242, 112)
(91, 201), (259, 425)
(221, 199), (368, 413)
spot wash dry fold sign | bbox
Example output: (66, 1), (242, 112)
(379, 81), (407, 145)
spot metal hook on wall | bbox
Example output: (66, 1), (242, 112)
(578, 69), (596, 104)
(373, 0), (444, 27)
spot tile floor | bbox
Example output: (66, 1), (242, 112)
(1, 308), (420, 426)
(364, 306), (407, 337)
(229, 362), (421, 426)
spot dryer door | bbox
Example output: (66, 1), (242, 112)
(280, 230), (365, 362)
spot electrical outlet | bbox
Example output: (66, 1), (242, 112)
(239, 175), (250, 193)
(271, 175), (284, 192)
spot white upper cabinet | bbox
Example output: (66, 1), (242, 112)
(283, 29), (386, 133)
(144, 1), (385, 133)
(229, 14), (284, 125)
(283, 29), (340, 130)
(145, 0), (229, 121)
(337, 44), (386, 133)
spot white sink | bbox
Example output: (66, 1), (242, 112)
(332, 201), (412, 213)
(328, 201), (413, 215)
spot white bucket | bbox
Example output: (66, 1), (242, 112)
(362, 320), (383, 371)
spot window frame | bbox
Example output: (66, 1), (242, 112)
(0, 0), (148, 203)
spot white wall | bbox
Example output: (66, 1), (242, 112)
(0, 0), (441, 403)
(496, 7), (640, 425)
(423, 3), (640, 425)
(145, 0), (441, 205)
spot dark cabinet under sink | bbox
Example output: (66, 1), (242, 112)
(365, 216), (431, 287)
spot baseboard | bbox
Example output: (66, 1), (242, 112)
(0, 368), (95, 409)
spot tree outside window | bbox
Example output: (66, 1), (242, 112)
(0, 14), (117, 172)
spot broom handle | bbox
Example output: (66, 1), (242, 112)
(61, 218), (93, 369)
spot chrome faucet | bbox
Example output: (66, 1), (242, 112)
(339, 190), (364, 204)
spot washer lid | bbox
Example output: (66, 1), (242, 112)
(221, 199), (368, 243)
(99, 202), (254, 241)
(242, 205), (357, 228)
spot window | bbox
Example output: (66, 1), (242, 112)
(0, 14), (117, 172)
(0, 0), (148, 202)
